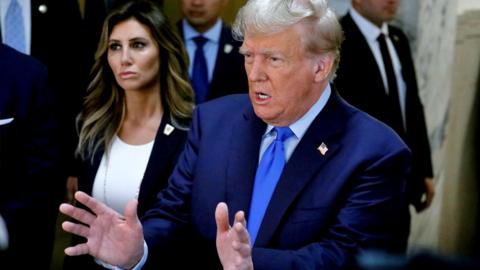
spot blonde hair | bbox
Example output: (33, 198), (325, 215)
(76, 0), (194, 161)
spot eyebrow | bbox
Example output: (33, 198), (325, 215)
(108, 37), (149, 43)
(239, 47), (282, 57)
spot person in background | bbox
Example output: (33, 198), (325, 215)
(60, 0), (411, 269)
(0, 43), (62, 269)
(0, 0), (90, 175)
(333, 0), (434, 251)
(62, 1), (194, 269)
(178, 0), (247, 104)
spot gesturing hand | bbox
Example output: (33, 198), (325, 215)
(59, 191), (144, 269)
(215, 202), (253, 270)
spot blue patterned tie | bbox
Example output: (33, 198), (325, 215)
(248, 127), (294, 244)
(4, 0), (26, 54)
(191, 36), (209, 104)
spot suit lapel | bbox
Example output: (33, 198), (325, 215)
(254, 91), (346, 247)
(225, 104), (266, 222)
(137, 114), (179, 214)
(343, 14), (388, 97)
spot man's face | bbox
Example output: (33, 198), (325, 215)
(353, 0), (399, 27)
(181, 0), (227, 33)
(240, 25), (328, 126)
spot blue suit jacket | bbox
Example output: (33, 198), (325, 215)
(0, 44), (62, 267)
(141, 92), (411, 269)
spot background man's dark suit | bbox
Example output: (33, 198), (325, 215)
(0, 44), (62, 268)
(1, 0), (90, 173)
(141, 93), (410, 269)
(334, 13), (433, 211)
(177, 21), (248, 101)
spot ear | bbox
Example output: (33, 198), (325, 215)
(313, 54), (334, 82)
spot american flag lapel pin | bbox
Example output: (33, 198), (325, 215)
(318, 142), (328, 156)
(163, 123), (175, 136)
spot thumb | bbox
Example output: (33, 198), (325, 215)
(124, 199), (139, 226)
(215, 202), (230, 234)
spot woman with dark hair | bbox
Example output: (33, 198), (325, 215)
(63, 1), (194, 269)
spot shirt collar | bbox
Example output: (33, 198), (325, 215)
(349, 8), (389, 43)
(182, 18), (222, 44)
(264, 84), (332, 140)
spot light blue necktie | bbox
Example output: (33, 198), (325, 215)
(247, 127), (294, 244)
(191, 36), (209, 104)
(4, 0), (26, 54)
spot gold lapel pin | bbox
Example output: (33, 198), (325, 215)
(163, 123), (175, 136)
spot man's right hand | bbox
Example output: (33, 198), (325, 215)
(59, 191), (144, 269)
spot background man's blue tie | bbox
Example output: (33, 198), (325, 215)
(191, 36), (209, 104)
(4, 0), (26, 54)
(248, 127), (294, 244)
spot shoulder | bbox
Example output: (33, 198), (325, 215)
(388, 24), (409, 44)
(0, 45), (47, 77)
(336, 94), (409, 155)
(220, 22), (242, 47)
(196, 94), (250, 115)
(191, 94), (251, 131)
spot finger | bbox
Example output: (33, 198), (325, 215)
(234, 210), (247, 227)
(124, 199), (140, 228)
(215, 202), (230, 233)
(234, 221), (251, 245)
(425, 191), (434, 208)
(62, 221), (90, 238)
(232, 240), (252, 257)
(59, 203), (96, 225)
(74, 191), (109, 215)
(65, 242), (90, 256)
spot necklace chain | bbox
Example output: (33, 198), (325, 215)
(103, 157), (110, 206)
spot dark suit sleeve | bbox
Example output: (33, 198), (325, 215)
(251, 146), (411, 269)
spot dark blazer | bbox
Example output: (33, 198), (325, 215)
(0, 44), (62, 268)
(63, 114), (188, 270)
(141, 92), (411, 269)
(177, 21), (248, 101)
(334, 13), (433, 209)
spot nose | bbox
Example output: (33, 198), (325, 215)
(121, 48), (132, 66)
(247, 57), (267, 82)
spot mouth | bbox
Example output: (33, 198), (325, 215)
(253, 91), (272, 103)
(119, 71), (136, 78)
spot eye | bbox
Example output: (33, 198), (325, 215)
(109, 43), (121, 51)
(268, 56), (284, 66)
(132, 41), (146, 49)
(269, 56), (281, 62)
(243, 52), (253, 64)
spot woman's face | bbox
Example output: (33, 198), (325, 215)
(108, 18), (160, 93)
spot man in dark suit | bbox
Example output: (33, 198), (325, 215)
(334, 1), (434, 219)
(59, 0), (411, 269)
(177, 0), (247, 104)
(1, 0), (90, 175)
(0, 44), (62, 268)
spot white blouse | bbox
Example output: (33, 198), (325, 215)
(92, 135), (154, 214)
